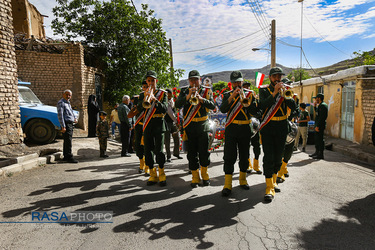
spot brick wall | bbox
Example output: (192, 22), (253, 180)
(361, 79), (375, 145)
(16, 43), (99, 130)
(0, 0), (23, 151)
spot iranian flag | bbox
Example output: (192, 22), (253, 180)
(255, 72), (265, 88)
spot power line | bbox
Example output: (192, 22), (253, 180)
(303, 13), (351, 57)
(245, 0), (270, 40)
(174, 30), (263, 54)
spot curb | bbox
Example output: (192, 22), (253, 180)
(331, 143), (375, 166)
(0, 152), (63, 178)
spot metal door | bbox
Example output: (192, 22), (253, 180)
(340, 81), (355, 141)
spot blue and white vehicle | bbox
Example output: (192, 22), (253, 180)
(18, 81), (79, 144)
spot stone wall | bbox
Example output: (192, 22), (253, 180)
(361, 78), (375, 146)
(0, 0), (24, 154)
(16, 43), (99, 130)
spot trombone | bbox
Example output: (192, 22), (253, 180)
(239, 88), (253, 107)
(142, 86), (153, 109)
(189, 87), (199, 105)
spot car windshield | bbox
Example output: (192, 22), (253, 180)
(19, 88), (43, 104)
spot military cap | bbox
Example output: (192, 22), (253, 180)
(313, 93), (324, 100)
(281, 78), (292, 84)
(99, 111), (107, 116)
(230, 71), (243, 83)
(188, 70), (201, 79)
(269, 67), (285, 76)
(145, 70), (157, 79)
(242, 81), (251, 87)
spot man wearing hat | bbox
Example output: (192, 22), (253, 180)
(175, 70), (215, 188)
(243, 81), (262, 175)
(220, 71), (258, 196)
(259, 67), (297, 202)
(137, 70), (168, 186)
(309, 93), (328, 159)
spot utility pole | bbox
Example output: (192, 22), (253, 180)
(169, 38), (173, 69)
(299, 0), (304, 86)
(271, 19), (276, 68)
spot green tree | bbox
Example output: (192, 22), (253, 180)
(287, 69), (310, 82)
(352, 49), (375, 66)
(52, 0), (183, 102)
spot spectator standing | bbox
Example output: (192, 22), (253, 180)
(294, 103), (310, 152)
(110, 103), (121, 139)
(57, 89), (78, 163)
(87, 94), (100, 137)
(118, 95), (131, 157)
(309, 93), (328, 159)
(97, 111), (109, 158)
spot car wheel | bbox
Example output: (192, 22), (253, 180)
(25, 119), (57, 144)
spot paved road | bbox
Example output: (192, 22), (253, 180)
(0, 137), (374, 249)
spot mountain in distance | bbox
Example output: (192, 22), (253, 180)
(178, 53), (367, 87)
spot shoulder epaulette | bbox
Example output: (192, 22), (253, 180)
(260, 84), (269, 89)
(158, 89), (167, 93)
(223, 90), (233, 95)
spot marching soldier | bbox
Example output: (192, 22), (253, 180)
(220, 71), (258, 196)
(137, 71), (168, 186)
(259, 67), (297, 202)
(175, 70), (215, 188)
(242, 81), (262, 175)
(129, 81), (150, 174)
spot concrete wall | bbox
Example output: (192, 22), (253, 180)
(16, 43), (99, 130)
(0, 0), (23, 152)
(11, 0), (45, 39)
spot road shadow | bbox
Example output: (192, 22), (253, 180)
(296, 193), (375, 249)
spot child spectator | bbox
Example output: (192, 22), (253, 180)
(97, 111), (110, 158)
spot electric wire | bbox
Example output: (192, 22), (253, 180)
(174, 30), (263, 54)
(245, 0), (270, 40)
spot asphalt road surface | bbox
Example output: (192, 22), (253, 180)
(0, 137), (374, 249)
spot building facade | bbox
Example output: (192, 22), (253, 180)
(292, 65), (375, 146)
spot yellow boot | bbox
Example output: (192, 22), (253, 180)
(273, 174), (280, 193)
(222, 174), (233, 197)
(253, 159), (262, 174)
(247, 158), (253, 173)
(239, 171), (250, 190)
(191, 170), (201, 188)
(277, 161), (287, 183)
(200, 166), (210, 186)
(146, 167), (158, 186)
(284, 163), (289, 178)
(158, 166), (166, 186)
(144, 165), (150, 176)
(139, 158), (145, 173)
(264, 177), (274, 202)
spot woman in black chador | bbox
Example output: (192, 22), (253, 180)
(87, 94), (100, 137)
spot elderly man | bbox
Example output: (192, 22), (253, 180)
(57, 89), (78, 163)
(175, 70), (215, 188)
(118, 95), (131, 157)
(259, 67), (297, 202)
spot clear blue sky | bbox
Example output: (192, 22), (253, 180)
(31, 0), (375, 79)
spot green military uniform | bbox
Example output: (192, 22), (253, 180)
(249, 97), (262, 174)
(259, 68), (297, 201)
(96, 114), (109, 157)
(175, 87), (215, 168)
(313, 94), (328, 159)
(134, 110), (147, 173)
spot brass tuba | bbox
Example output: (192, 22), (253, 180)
(142, 86), (153, 109)
(189, 87), (199, 105)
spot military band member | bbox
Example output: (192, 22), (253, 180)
(175, 70), (215, 188)
(220, 71), (258, 196)
(242, 81), (262, 175)
(137, 71), (168, 186)
(129, 81), (150, 174)
(259, 67), (297, 202)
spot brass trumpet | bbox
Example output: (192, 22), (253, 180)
(279, 84), (294, 99)
(142, 86), (153, 109)
(189, 87), (199, 105)
(239, 88), (252, 107)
